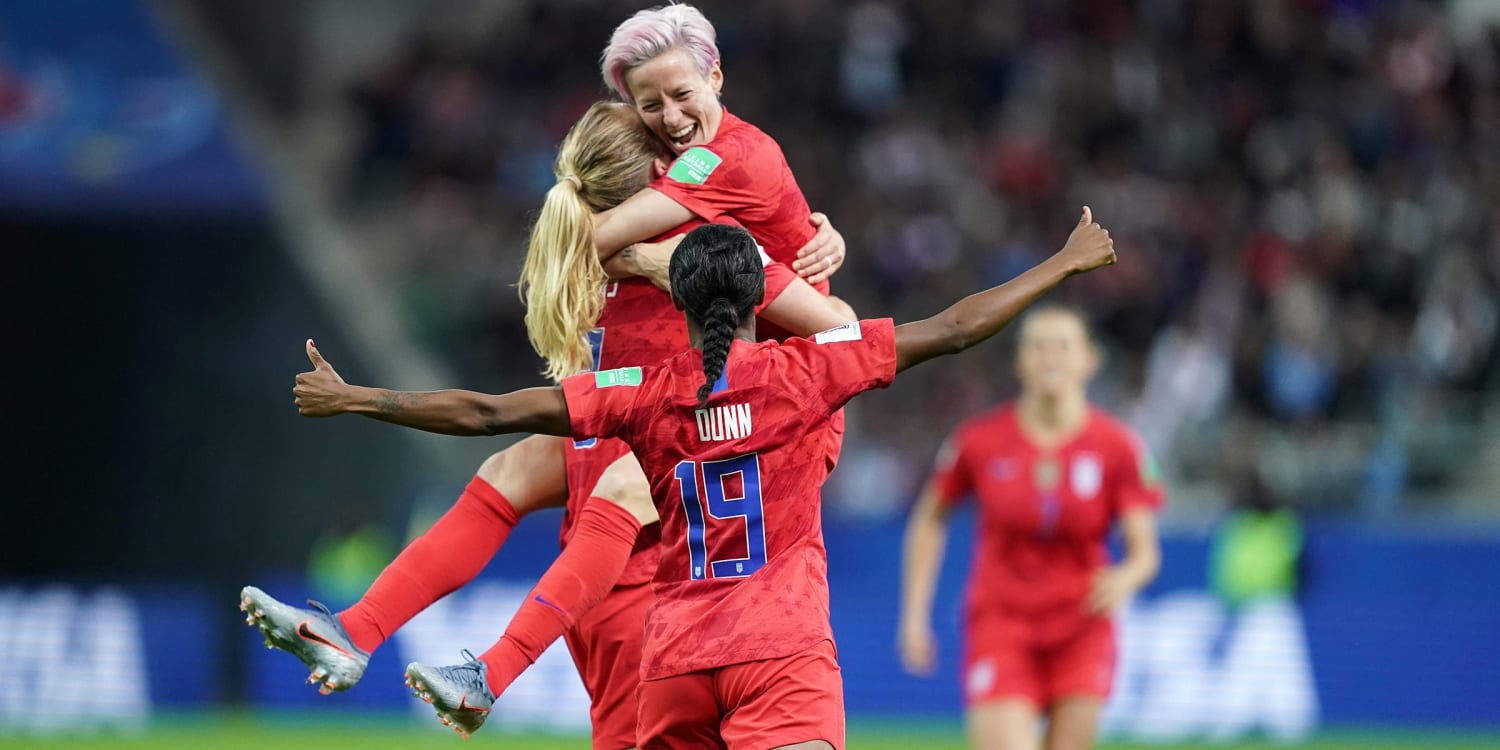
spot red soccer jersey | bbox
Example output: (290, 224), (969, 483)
(561, 319), (898, 679)
(651, 110), (825, 296)
(558, 222), (798, 584)
(930, 405), (1164, 618)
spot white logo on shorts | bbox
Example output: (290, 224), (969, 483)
(967, 658), (998, 698)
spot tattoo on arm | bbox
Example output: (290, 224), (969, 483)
(374, 390), (429, 415)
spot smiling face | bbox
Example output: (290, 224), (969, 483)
(624, 48), (724, 155)
(1016, 309), (1099, 401)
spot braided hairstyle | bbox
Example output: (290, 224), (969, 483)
(668, 224), (765, 406)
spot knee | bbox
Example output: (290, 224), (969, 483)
(475, 447), (521, 486)
(592, 468), (643, 504)
(474, 437), (566, 515)
(591, 455), (656, 525)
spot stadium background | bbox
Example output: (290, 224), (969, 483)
(3, 0), (1499, 747)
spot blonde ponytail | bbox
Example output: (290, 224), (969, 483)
(518, 102), (668, 382)
(521, 179), (605, 382)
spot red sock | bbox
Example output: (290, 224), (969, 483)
(478, 498), (641, 696)
(338, 477), (521, 654)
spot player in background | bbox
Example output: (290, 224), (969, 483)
(242, 101), (853, 747)
(897, 306), (1164, 750)
(291, 212), (1117, 748)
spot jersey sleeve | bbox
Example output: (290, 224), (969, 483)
(754, 247), (796, 315)
(560, 366), (652, 443)
(1112, 430), (1165, 515)
(927, 430), (974, 508)
(650, 139), (759, 222)
(775, 318), (898, 416)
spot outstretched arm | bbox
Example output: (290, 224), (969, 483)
(292, 340), (571, 437)
(894, 207), (1115, 373)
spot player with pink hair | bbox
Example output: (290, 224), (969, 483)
(593, 3), (847, 298)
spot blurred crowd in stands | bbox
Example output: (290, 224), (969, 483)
(333, 0), (1500, 518)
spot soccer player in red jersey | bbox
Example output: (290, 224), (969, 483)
(589, 4), (848, 300)
(243, 101), (851, 748)
(898, 307), (1164, 750)
(291, 211), (1118, 748)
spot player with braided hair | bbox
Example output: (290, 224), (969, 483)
(669, 224), (766, 406)
(293, 210), (1116, 748)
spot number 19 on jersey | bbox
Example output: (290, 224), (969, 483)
(673, 453), (766, 580)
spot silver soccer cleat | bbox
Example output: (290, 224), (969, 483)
(404, 651), (495, 739)
(239, 585), (369, 695)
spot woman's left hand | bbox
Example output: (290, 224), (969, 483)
(294, 340), (351, 417)
(1087, 565), (1142, 615)
(792, 212), (846, 285)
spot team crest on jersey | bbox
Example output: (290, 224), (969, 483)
(814, 322), (862, 344)
(1070, 453), (1103, 500)
(1033, 456), (1061, 490)
(594, 367), (642, 388)
(666, 146), (723, 185)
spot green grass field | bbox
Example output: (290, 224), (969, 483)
(3, 714), (1496, 750)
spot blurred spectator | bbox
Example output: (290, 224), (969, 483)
(308, 508), (395, 609)
(1209, 475), (1305, 608)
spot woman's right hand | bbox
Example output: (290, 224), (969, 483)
(1059, 206), (1116, 274)
(897, 617), (938, 677)
(293, 340), (352, 417)
(624, 235), (684, 291)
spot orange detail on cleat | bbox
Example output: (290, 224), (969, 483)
(456, 695), (489, 715)
(295, 621), (359, 659)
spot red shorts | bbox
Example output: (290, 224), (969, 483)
(635, 639), (844, 750)
(963, 609), (1115, 709)
(563, 581), (654, 750)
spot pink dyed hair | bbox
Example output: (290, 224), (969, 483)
(600, 4), (720, 103)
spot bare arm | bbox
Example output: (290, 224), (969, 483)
(605, 210), (849, 289)
(1088, 507), (1163, 614)
(602, 234), (684, 285)
(592, 188), (695, 260)
(893, 208), (1115, 373)
(898, 483), (954, 676)
(292, 340), (572, 437)
(760, 277), (858, 335)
